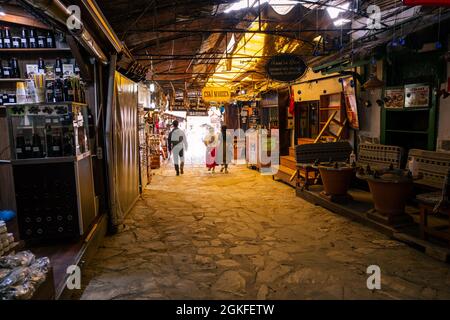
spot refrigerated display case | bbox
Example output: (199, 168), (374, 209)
(5, 102), (97, 241)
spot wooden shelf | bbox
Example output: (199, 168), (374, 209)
(0, 48), (71, 53)
(0, 78), (27, 82)
(386, 129), (428, 134)
(385, 108), (431, 112)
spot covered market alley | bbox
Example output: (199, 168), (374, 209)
(0, 0), (450, 301)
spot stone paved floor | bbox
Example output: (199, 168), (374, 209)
(80, 165), (450, 300)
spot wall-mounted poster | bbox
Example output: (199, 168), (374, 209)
(385, 87), (405, 109)
(342, 77), (360, 130)
(405, 84), (430, 108)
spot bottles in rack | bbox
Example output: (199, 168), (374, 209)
(0, 26), (56, 49)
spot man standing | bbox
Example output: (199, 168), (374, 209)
(168, 120), (188, 176)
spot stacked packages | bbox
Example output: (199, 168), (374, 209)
(0, 221), (17, 257)
(0, 251), (50, 300)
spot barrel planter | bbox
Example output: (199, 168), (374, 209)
(358, 169), (414, 226)
(319, 165), (355, 197)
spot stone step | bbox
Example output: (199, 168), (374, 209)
(274, 165), (297, 188)
(280, 156), (297, 171)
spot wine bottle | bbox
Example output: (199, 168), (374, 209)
(3, 27), (12, 49)
(54, 78), (64, 102)
(37, 35), (46, 48)
(64, 78), (74, 101)
(0, 29), (4, 49)
(46, 31), (55, 48)
(28, 29), (37, 48)
(32, 134), (44, 158)
(0, 60), (3, 79)
(16, 135), (26, 159)
(55, 58), (63, 77)
(12, 36), (21, 49)
(74, 62), (80, 76)
(38, 58), (45, 74)
(46, 80), (55, 103)
(20, 28), (28, 48)
(10, 58), (20, 78)
(24, 138), (33, 158)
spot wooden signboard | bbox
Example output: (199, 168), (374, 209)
(202, 87), (231, 103)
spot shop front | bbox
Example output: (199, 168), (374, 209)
(0, 0), (147, 299)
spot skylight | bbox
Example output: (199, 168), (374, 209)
(326, 2), (350, 19)
(224, 0), (299, 15)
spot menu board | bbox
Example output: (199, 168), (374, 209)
(384, 87), (405, 109)
(405, 84), (430, 108)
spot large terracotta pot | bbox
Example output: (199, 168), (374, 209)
(319, 166), (355, 196)
(367, 179), (413, 216)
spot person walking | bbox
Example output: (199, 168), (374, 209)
(218, 125), (233, 174)
(203, 126), (218, 173)
(168, 120), (188, 176)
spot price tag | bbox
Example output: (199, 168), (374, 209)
(33, 147), (40, 152)
(53, 118), (59, 124)
(46, 119), (52, 124)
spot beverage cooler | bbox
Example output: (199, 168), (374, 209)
(5, 102), (97, 242)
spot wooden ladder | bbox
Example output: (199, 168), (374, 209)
(314, 111), (348, 143)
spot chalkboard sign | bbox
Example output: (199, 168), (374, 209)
(266, 54), (307, 83)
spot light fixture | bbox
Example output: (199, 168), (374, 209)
(0, 5), (6, 16)
(149, 83), (156, 93)
(333, 18), (351, 26)
(363, 75), (384, 90)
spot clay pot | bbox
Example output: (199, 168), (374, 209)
(319, 166), (355, 196)
(367, 179), (413, 216)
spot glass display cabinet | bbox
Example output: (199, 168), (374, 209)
(7, 102), (89, 160)
(5, 103), (96, 242)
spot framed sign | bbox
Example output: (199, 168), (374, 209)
(266, 54), (307, 83)
(405, 84), (430, 108)
(384, 87), (405, 109)
(342, 77), (360, 130)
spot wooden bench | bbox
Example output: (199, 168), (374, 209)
(409, 149), (450, 246)
(357, 143), (404, 170)
(295, 142), (353, 190)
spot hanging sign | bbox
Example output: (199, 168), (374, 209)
(342, 77), (360, 130)
(266, 54), (308, 83)
(202, 87), (231, 103)
(403, 0), (450, 6)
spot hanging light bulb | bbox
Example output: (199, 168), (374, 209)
(0, 5), (6, 16)
(149, 83), (156, 93)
